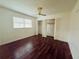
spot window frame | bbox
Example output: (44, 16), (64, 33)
(13, 16), (32, 28)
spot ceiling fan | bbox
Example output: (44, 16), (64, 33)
(37, 7), (46, 16)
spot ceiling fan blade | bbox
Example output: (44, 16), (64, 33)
(40, 14), (46, 16)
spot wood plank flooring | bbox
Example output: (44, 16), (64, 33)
(0, 35), (73, 59)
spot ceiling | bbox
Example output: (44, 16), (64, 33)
(0, 0), (77, 17)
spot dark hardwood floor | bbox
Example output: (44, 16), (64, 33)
(0, 35), (72, 59)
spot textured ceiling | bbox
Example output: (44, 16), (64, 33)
(0, 0), (77, 17)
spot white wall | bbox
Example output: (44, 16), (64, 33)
(54, 12), (71, 42)
(68, 0), (79, 59)
(0, 6), (36, 45)
(54, 1), (79, 58)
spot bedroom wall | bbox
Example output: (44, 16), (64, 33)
(0, 6), (36, 45)
(68, 0), (79, 59)
(54, 12), (71, 42)
(54, 0), (79, 58)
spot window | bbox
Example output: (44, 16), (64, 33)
(13, 17), (32, 28)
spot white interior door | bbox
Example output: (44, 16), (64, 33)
(47, 24), (54, 36)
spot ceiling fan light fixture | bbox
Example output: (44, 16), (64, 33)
(37, 7), (46, 16)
